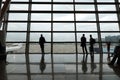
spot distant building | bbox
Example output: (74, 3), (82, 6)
(105, 35), (120, 42)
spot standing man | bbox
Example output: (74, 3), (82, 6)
(39, 34), (46, 54)
(89, 35), (95, 61)
(81, 34), (88, 55)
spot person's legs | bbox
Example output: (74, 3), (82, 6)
(42, 45), (44, 53)
(109, 46), (120, 65)
(84, 46), (88, 54)
(109, 54), (118, 65)
(116, 52), (120, 65)
(82, 47), (86, 58)
(40, 45), (44, 53)
(82, 47), (85, 54)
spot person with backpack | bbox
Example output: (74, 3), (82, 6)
(89, 35), (96, 61)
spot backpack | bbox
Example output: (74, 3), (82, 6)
(92, 39), (96, 44)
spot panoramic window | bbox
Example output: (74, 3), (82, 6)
(2, 0), (120, 80)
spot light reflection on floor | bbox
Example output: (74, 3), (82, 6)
(0, 54), (120, 80)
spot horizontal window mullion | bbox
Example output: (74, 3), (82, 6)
(7, 2), (120, 4)
(4, 21), (120, 23)
(6, 31), (120, 33)
(8, 10), (119, 13)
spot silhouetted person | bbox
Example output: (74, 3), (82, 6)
(0, 61), (7, 80)
(81, 34), (88, 56)
(89, 35), (95, 61)
(39, 34), (46, 54)
(108, 39), (120, 66)
(106, 41), (111, 61)
(0, 42), (6, 62)
(40, 54), (46, 73)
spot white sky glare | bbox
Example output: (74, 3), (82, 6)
(6, 0), (120, 42)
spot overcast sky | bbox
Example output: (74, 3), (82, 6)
(5, 0), (120, 42)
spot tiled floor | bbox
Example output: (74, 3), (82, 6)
(0, 54), (120, 80)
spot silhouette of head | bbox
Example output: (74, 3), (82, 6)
(90, 35), (92, 38)
(41, 34), (43, 37)
(83, 34), (85, 37)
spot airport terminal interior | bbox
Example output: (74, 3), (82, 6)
(0, 0), (120, 80)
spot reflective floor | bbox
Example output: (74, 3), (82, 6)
(0, 54), (120, 80)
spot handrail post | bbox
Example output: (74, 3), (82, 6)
(0, 0), (11, 28)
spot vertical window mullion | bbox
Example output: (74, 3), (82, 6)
(114, 0), (120, 31)
(51, 0), (54, 80)
(25, 0), (31, 80)
(73, 0), (78, 80)
(94, 0), (103, 80)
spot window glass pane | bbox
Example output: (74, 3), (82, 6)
(7, 23), (27, 31)
(6, 33), (26, 42)
(101, 33), (120, 42)
(75, 5), (95, 11)
(97, 0), (114, 2)
(53, 33), (75, 42)
(100, 23), (119, 31)
(53, 0), (73, 2)
(53, 43), (75, 54)
(75, 0), (94, 2)
(32, 4), (51, 11)
(31, 23), (51, 31)
(9, 13), (28, 21)
(11, 0), (29, 2)
(53, 14), (74, 21)
(32, 0), (51, 2)
(76, 14), (96, 21)
(77, 23), (97, 31)
(30, 33), (51, 42)
(53, 23), (74, 31)
(99, 14), (117, 21)
(29, 43), (51, 54)
(98, 5), (116, 11)
(53, 5), (73, 11)
(31, 13), (51, 21)
(10, 4), (28, 10)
